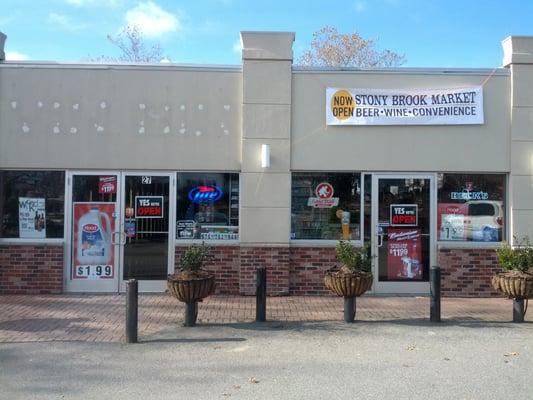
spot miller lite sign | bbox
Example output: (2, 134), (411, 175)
(188, 186), (223, 204)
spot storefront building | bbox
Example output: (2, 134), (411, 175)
(1, 32), (533, 297)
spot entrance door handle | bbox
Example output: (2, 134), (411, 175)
(377, 233), (384, 247)
(111, 231), (121, 245)
(111, 232), (127, 246)
(119, 232), (127, 246)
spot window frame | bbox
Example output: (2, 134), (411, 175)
(0, 169), (67, 244)
(175, 171), (241, 244)
(289, 171), (364, 245)
(435, 172), (508, 247)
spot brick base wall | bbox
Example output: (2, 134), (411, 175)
(174, 245), (290, 296)
(0, 245), (63, 294)
(239, 246), (290, 296)
(174, 245), (240, 295)
(438, 248), (502, 297)
(173, 245), (503, 297)
(0, 244), (502, 297)
(289, 247), (337, 295)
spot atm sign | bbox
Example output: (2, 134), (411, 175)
(135, 196), (164, 219)
(390, 204), (418, 227)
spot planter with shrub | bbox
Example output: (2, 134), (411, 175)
(324, 241), (373, 322)
(493, 237), (533, 300)
(167, 243), (216, 326)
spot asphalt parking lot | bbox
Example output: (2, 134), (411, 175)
(0, 295), (531, 399)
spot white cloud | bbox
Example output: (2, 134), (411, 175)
(5, 51), (29, 60)
(197, 19), (221, 33)
(354, 1), (366, 12)
(47, 13), (87, 31)
(232, 38), (242, 54)
(125, 1), (180, 38)
(65, 0), (122, 7)
(48, 13), (69, 25)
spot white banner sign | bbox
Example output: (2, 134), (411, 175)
(326, 87), (484, 125)
(18, 197), (46, 239)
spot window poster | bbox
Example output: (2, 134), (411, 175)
(72, 203), (115, 279)
(438, 203), (468, 240)
(18, 197), (46, 239)
(387, 228), (423, 280)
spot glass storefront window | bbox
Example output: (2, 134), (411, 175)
(0, 170), (65, 239)
(291, 172), (361, 240)
(176, 173), (239, 240)
(437, 173), (505, 242)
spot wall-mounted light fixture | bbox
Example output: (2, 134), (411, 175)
(261, 144), (271, 168)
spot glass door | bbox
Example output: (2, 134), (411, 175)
(371, 174), (435, 294)
(66, 171), (175, 293)
(119, 173), (175, 292)
(66, 172), (122, 292)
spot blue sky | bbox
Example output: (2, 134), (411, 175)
(1, 0), (533, 67)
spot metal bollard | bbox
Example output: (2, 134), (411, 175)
(513, 299), (525, 323)
(256, 267), (267, 322)
(430, 265), (441, 322)
(184, 302), (198, 327)
(125, 279), (138, 343)
(344, 297), (356, 323)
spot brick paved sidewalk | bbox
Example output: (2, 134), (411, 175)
(0, 295), (529, 343)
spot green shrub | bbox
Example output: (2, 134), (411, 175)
(496, 237), (533, 273)
(335, 241), (372, 273)
(180, 243), (212, 273)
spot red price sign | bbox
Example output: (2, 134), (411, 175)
(98, 176), (117, 194)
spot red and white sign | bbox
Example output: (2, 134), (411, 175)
(307, 182), (339, 208)
(315, 182), (334, 198)
(98, 176), (117, 194)
(438, 203), (468, 240)
(387, 228), (423, 280)
(72, 203), (115, 280)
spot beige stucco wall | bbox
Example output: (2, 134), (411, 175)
(291, 70), (510, 172)
(0, 65), (242, 171)
(239, 32), (294, 244)
(504, 37), (533, 242)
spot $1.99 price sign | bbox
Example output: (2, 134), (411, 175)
(75, 265), (113, 279)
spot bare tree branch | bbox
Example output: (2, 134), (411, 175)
(89, 25), (168, 63)
(298, 26), (405, 68)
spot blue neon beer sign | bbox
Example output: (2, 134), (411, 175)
(188, 185), (223, 203)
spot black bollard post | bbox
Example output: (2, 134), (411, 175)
(125, 279), (138, 343)
(184, 302), (197, 327)
(513, 299), (525, 323)
(430, 265), (441, 323)
(344, 297), (356, 323)
(256, 267), (267, 322)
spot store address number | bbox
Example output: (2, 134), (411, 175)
(75, 265), (113, 279)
